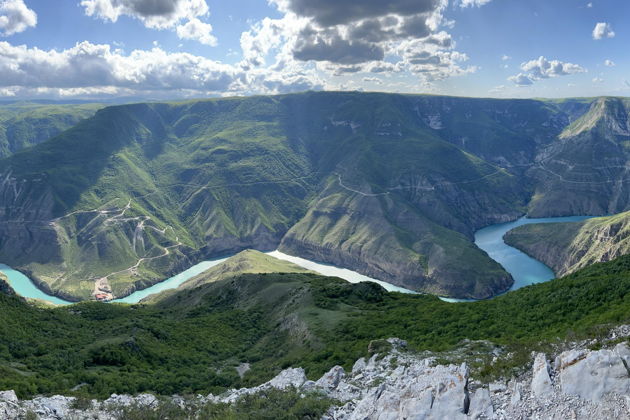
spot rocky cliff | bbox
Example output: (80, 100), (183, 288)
(0, 272), (15, 296)
(2, 333), (628, 420)
(504, 211), (630, 276)
(528, 97), (630, 217)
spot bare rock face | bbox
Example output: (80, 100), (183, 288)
(316, 366), (346, 391)
(531, 352), (553, 399)
(468, 388), (493, 419)
(557, 346), (630, 402)
(2, 336), (630, 419)
(266, 367), (307, 390)
(336, 361), (470, 420)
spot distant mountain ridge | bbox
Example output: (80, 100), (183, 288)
(1, 92), (629, 300)
(0, 102), (103, 158)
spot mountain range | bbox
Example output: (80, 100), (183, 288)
(1, 92), (629, 301)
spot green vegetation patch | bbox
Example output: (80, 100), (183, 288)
(1, 253), (629, 399)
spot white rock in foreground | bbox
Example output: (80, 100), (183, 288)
(557, 345), (630, 402)
(531, 352), (553, 398)
(2, 337), (630, 419)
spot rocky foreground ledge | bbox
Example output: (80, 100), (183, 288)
(2, 336), (629, 420)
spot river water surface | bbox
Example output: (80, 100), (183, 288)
(0, 215), (596, 305)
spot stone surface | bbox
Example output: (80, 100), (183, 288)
(0, 390), (18, 404)
(558, 348), (630, 402)
(352, 357), (367, 374)
(266, 367), (307, 390)
(468, 388), (493, 419)
(531, 352), (553, 398)
(2, 333), (630, 419)
(316, 366), (346, 391)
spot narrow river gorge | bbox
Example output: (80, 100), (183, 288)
(0, 216), (596, 305)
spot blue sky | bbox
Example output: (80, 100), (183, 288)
(0, 0), (627, 100)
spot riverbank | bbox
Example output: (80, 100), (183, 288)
(0, 215), (599, 306)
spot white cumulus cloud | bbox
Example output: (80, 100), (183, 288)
(0, 41), (235, 90)
(239, 0), (478, 87)
(80, 0), (208, 29)
(592, 22), (615, 40)
(0, 39), (324, 98)
(508, 56), (585, 86)
(458, 0), (493, 7)
(0, 0), (37, 36)
(508, 73), (533, 86)
(81, 0), (218, 46)
(176, 17), (217, 46)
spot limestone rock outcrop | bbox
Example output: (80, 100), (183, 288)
(2, 338), (629, 419)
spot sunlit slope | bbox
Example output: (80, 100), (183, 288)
(143, 249), (313, 304)
(505, 210), (630, 276)
(528, 97), (630, 216)
(0, 92), (604, 300)
(0, 102), (103, 158)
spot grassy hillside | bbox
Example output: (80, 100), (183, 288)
(1, 252), (629, 399)
(505, 210), (630, 275)
(142, 250), (313, 304)
(0, 102), (103, 157)
(3, 92), (589, 300)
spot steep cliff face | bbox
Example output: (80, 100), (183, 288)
(279, 177), (513, 299)
(528, 97), (630, 217)
(0, 273), (15, 296)
(505, 211), (630, 276)
(0, 171), (62, 268)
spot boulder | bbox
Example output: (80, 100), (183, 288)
(316, 366), (345, 391)
(24, 395), (75, 420)
(0, 391), (18, 404)
(558, 348), (630, 402)
(386, 338), (408, 349)
(0, 390), (20, 420)
(531, 352), (553, 398)
(468, 387), (493, 419)
(352, 357), (367, 374)
(266, 367), (307, 390)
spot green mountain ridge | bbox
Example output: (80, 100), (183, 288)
(528, 96), (630, 216)
(0, 102), (103, 158)
(141, 250), (313, 304)
(1, 92), (629, 300)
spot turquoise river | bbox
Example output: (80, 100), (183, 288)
(0, 215), (595, 305)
